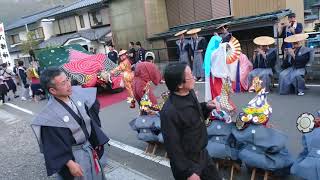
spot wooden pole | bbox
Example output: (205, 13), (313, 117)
(250, 168), (256, 180)
(230, 165), (234, 180)
(263, 171), (269, 180)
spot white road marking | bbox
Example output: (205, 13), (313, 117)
(273, 83), (320, 87)
(3, 103), (171, 168)
(4, 103), (34, 115)
(109, 139), (170, 167)
(4, 117), (17, 122)
(195, 81), (205, 84)
(0, 109), (21, 125)
(196, 81), (320, 87)
(7, 119), (21, 125)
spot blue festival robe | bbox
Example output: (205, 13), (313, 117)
(291, 128), (320, 180)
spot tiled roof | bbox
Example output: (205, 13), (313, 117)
(304, 9), (313, 15)
(150, 9), (292, 40)
(5, 6), (64, 31)
(305, 15), (319, 21)
(311, 2), (320, 7)
(39, 26), (111, 48)
(49, 0), (104, 17)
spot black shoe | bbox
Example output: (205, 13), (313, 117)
(14, 95), (19, 98)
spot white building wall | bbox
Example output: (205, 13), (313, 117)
(41, 20), (54, 40)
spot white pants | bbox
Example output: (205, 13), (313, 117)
(21, 86), (29, 99)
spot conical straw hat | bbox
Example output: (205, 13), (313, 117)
(284, 34), (309, 43)
(253, 36), (275, 46)
(186, 28), (201, 35)
(174, 29), (188, 37)
(216, 22), (231, 29)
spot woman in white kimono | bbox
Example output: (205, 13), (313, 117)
(248, 36), (277, 92)
(279, 34), (314, 96)
(187, 28), (206, 81)
(175, 30), (191, 66)
(32, 67), (109, 180)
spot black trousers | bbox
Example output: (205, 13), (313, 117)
(0, 94), (5, 103)
(5, 79), (17, 93)
(200, 160), (221, 180)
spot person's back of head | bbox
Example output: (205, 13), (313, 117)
(109, 44), (114, 50)
(145, 51), (155, 62)
(136, 41), (142, 47)
(18, 61), (24, 67)
(164, 62), (187, 92)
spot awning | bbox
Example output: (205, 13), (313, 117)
(149, 9), (292, 41)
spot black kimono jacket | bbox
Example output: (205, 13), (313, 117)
(281, 46), (313, 69)
(253, 48), (277, 69)
(160, 90), (213, 180)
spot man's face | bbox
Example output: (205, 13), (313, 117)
(179, 66), (195, 91)
(260, 45), (268, 51)
(289, 16), (296, 22)
(49, 73), (72, 97)
(293, 41), (301, 48)
(109, 46), (114, 51)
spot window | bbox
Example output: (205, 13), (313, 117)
(56, 16), (77, 34)
(31, 28), (44, 39)
(90, 11), (103, 27)
(79, 15), (85, 28)
(10, 34), (20, 44)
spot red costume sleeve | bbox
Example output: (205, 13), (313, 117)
(133, 62), (161, 104)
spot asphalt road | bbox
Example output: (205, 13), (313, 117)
(0, 83), (318, 180)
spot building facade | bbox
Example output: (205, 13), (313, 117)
(5, 0), (113, 66)
(108, 0), (304, 63)
(39, 0), (112, 54)
(108, 0), (169, 60)
(5, 6), (63, 65)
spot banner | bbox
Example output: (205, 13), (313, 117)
(0, 23), (12, 65)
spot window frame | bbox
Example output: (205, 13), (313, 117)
(79, 15), (85, 28)
(57, 16), (77, 34)
(89, 10), (103, 27)
(30, 27), (44, 40)
(10, 34), (21, 44)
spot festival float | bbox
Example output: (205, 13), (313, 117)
(129, 81), (169, 155)
(35, 44), (123, 93)
(232, 78), (293, 179)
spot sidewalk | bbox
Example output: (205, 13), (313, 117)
(104, 159), (154, 180)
